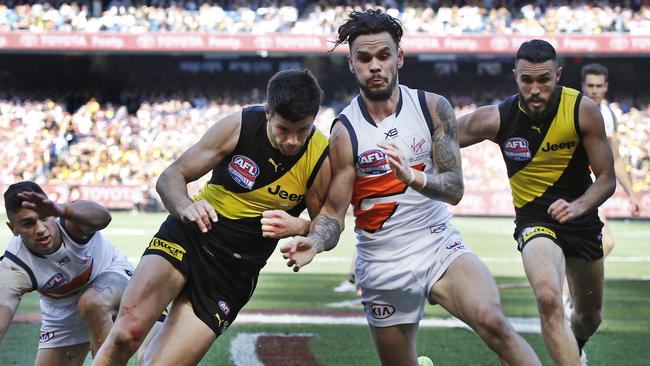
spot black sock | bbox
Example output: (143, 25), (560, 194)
(577, 338), (588, 354)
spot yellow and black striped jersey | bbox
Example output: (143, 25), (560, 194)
(193, 105), (328, 264)
(496, 86), (600, 229)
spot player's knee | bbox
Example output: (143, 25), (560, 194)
(534, 285), (562, 316)
(474, 306), (511, 340)
(575, 308), (602, 329)
(78, 291), (115, 323)
(110, 316), (148, 351)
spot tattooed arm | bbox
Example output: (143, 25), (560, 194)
(280, 121), (355, 272)
(379, 94), (464, 205)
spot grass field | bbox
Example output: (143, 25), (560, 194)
(1, 213), (649, 365)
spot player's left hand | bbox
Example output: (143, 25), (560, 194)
(279, 236), (318, 272)
(629, 196), (642, 217)
(261, 210), (308, 239)
(17, 191), (64, 218)
(377, 140), (414, 185)
(548, 199), (579, 224)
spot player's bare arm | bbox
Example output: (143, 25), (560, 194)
(157, 111), (241, 233)
(457, 105), (501, 148)
(548, 97), (616, 223)
(610, 133), (642, 216)
(16, 191), (111, 240)
(0, 261), (32, 342)
(261, 157), (331, 239)
(281, 122), (354, 271)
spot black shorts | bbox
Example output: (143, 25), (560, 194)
(514, 222), (603, 261)
(143, 215), (260, 336)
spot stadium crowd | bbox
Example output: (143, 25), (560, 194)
(1, 0), (649, 35)
(2, 92), (648, 202)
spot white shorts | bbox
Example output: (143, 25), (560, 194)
(38, 258), (133, 349)
(355, 223), (471, 327)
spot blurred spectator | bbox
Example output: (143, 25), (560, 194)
(1, 0), (649, 35)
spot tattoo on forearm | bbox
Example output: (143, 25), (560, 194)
(308, 215), (341, 252)
(89, 273), (128, 295)
(420, 97), (463, 201)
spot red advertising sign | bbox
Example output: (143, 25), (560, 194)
(1, 32), (650, 54)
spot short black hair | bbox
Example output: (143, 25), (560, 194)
(332, 9), (403, 51)
(581, 63), (609, 81)
(266, 68), (323, 122)
(4, 181), (46, 215)
(516, 39), (557, 66)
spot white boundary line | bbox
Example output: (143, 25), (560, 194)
(235, 313), (542, 334)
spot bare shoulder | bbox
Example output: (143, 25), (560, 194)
(423, 92), (455, 127)
(578, 96), (604, 128)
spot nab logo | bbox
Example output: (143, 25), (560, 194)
(358, 149), (390, 175)
(504, 137), (531, 161)
(367, 304), (395, 319)
(541, 141), (576, 152)
(44, 274), (66, 290)
(228, 155), (259, 190)
(384, 128), (399, 139)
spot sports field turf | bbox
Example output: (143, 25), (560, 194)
(1, 213), (649, 365)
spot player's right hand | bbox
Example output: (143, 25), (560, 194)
(179, 200), (218, 233)
(280, 236), (318, 272)
(630, 196), (642, 217)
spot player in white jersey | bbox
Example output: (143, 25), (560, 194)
(581, 63), (641, 256)
(280, 10), (540, 366)
(0, 181), (133, 365)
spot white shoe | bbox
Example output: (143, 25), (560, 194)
(333, 280), (357, 293)
(580, 350), (588, 366)
(563, 294), (574, 322)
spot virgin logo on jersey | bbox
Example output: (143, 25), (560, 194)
(44, 273), (66, 290)
(504, 137), (531, 161)
(358, 149), (390, 175)
(367, 303), (395, 319)
(228, 155), (259, 190)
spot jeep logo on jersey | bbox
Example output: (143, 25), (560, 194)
(541, 141), (576, 152)
(504, 137), (531, 161)
(358, 149), (390, 175)
(228, 155), (260, 190)
(44, 273), (66, 290)
(268, 185), (305, 202)
(367, 303), (395, 319)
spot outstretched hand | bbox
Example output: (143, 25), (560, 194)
(279, 236), (318, 272)
(17, 191), (64, 218)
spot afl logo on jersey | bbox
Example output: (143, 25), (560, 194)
(44, 273), (66, 290)
(358, 149), (390, 175)
(504, 137), (531, 161)
(228, 155), (260, 190)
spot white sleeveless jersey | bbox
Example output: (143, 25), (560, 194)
(2, 218), (126, 306)
(338, 85), (452, 262)
(600, 101), (616, 139)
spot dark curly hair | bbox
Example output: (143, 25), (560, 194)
(331, 9), (403, 52)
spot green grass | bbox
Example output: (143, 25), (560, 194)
(1, 213), (649, 365)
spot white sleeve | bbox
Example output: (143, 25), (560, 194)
(0, 259), (33, 312)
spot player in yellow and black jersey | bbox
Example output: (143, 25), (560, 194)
(458, 40), (615, 365)
(94, 69), (330, 366)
